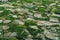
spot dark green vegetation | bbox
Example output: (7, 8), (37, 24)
(0, 0), (60, 40)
